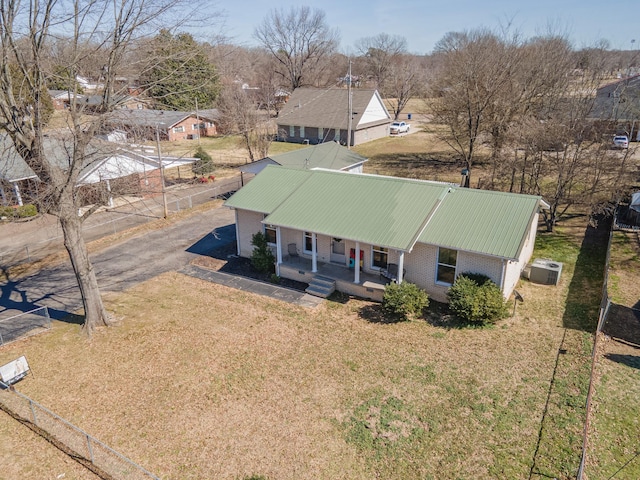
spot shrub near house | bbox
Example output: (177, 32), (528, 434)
(447, 273), (508, 326)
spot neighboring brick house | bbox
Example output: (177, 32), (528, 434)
(106, 109), (220, 141)
(589, 74), (640, 140)
(276, 88), (392, 146)
(225, 166), (547, 302)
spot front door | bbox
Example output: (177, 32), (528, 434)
(330, 238), (346, 264)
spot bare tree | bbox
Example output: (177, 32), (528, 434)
(383, 54), (425, 120)
(0, 0), (216, 336)
(428, 30), (518, 186)
(253, 6), (339, 91)
(217, 83), (274, 162)
(355, 33), (407, 91)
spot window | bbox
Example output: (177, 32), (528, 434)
(437, 247), (457, 285)
(173, 125), (185, 133)
(264, 224), (277, 245)
(303, 232), (316, 254)
(192, 123), (205, 130)
(300, 126), (305, 138)
(371, 246), (388, 269)
(332, 238), (345, 255)
(334, 129), (341, 141)
(289, 125), (295, 137)
(318, 128), (324, 140)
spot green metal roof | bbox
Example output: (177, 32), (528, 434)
(268, 141), (367, 170)
(224, 166), (543, 258)
(223, 167), (312, 214)
(264, 170), (449, 250)
(419, 188), (541, 259)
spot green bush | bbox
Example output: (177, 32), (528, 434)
(382, 282), (429, 321)
(250, 231), (275, 273)
(447, 273), (508, 326)
(192, 146), (214, 175)
(0, 204), (38, 219)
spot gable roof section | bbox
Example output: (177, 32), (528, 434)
(107, 109), (221, 129)
(419, 187), (541, 259)
(226, 166), (543, 259)
(240, 142), (368, 174)
(0, 137), (38, 182)
(277, 88), (391, 131)
(224, 167), (312, 214)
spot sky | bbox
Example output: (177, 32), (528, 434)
(217, 0), (639, 54)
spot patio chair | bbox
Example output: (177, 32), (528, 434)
(380, 263), (406, 283)
(287, 243), (300, 262)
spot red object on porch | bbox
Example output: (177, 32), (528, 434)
(349, 248), (363, 269)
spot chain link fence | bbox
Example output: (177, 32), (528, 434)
(0, 306), (51, 346)
(0, 385), (159, 479)
(0, 177), (243, 269)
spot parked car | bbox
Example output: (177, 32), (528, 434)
(389, 121), (410, 135)
(613, 135), (629, 149)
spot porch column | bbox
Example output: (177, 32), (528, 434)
(276, 226), (283, 276)
(106, 179), (114, 208)
(397, 251), (405, 284)
(311, 232), (318, 273)
(354, 242), (360, 284)
(234, 210), (241, 256)
(12, 182), (23, 206)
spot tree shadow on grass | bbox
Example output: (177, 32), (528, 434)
(604, 353), (640, 370)
(562, 215), (611, 332)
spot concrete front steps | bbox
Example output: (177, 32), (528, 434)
(305, 275), (336, 298)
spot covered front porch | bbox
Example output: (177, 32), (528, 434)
(278, 256), (388, 301)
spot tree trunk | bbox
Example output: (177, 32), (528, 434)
(59, 210), (111, 336)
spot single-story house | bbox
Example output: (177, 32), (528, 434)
(225, 166), (547, 303)
(106, 109), (220, 141)
(0, 135), (194, 208)
(0, 136), (40, 206)
(238, 141), (368, 180)
(276, 88), (392, 146)
(589, 74), (640, 139)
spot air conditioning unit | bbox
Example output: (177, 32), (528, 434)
(529, 258), (563, 285)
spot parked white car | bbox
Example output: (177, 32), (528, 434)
(389, 121), (410, 135)
(613, 135), (629, 149)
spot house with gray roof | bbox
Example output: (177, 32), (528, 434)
(238, 141), (368, 178)
(225, 166), (546, 302)
(106, 108), (221, 141)
(590, 75), (640, 140)
(276, 88), (392, 146)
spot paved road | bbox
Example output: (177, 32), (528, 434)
(0, 204), (236, 320)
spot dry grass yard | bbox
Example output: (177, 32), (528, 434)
(0, 215), (606, 480)
(585, 229), (640, 479)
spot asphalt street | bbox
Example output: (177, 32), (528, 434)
(0, 204), (236, 320)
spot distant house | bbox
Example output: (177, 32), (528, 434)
(590, 75), (640, 140)
(0, 135), (195, 208)
(106, 109), (221, 141)
(276, 88), (392, 146)
(238, 141), (368, 180)
(48, 90), (151, 112)
(225, 166), (546, 303)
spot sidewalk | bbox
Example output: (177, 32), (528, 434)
(180, 264), (324, 308)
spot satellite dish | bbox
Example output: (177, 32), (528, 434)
(514, 290), (524, 302)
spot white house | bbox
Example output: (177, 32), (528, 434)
(225, 166), (547, 302)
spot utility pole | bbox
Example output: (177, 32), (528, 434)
(155, 125), (169, 219)
(195, 97), (201, 146)
(347, 60), (353, 150)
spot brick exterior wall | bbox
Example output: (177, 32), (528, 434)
(233, 208), (539, 303)
(167, 116), (218, 141)
(277, 124), (388, 146)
